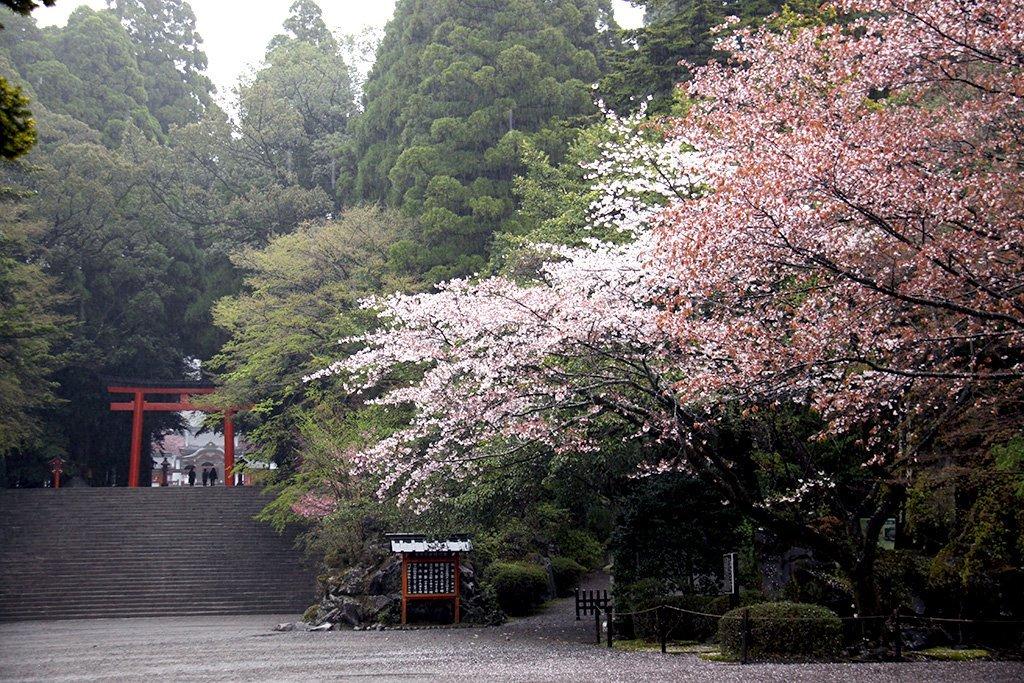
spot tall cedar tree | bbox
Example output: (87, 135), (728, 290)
(351, 0), (618, 283)
(601, 0), (785, 113)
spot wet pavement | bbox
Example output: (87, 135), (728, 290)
(1, 586), (1022, 682)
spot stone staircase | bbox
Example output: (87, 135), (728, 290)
(0, 487), (316, 622)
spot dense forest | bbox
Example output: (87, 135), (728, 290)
(2, 0), (1023, 650)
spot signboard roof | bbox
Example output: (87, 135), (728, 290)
(386, 533), (473, 554)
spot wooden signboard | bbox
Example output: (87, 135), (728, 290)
(388, 534), (472, 625)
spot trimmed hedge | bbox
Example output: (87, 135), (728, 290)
(485, 562), (549, 616)
(550, 556), (586, 597)
(718, 601), (842, 661)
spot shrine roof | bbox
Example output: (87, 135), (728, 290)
(386, 533), (473, 554)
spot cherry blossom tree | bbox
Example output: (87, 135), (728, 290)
(311, 0), (1024, 609)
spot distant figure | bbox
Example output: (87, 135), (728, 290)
(160, 458), (170, 487)
(202, 466), (210, 486)
(208, 466), (219, 487)
(186, 466), (196, 487)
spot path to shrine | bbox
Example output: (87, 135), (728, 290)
(1, 591), (1022, 682)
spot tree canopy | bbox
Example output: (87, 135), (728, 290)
(351, 0), (619, 282)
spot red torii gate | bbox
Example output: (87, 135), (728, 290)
(107, 381), (237, 488)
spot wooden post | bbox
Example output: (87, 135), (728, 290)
(454, 553), (461, 624)
(223, 411), (235, 488)
(128, 391), (144, 487)
(660, 605), (668, 654)
(607, 606), (614, 648)
(401, 553), (409, 625)
(893, 610), (903, 662)
(50, 457), (62, 489)
(740, 608), (751, 664)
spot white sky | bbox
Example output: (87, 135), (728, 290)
(35, 1), (645, 97)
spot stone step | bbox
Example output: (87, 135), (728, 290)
(0, 488), (315, 621)
(0, 603), (308, 622)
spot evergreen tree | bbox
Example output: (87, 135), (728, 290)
(108, 0), (215, 133)
(601, 0), (784, 113)
(268, 0), (337, 54)
(352, 0), (618, 283)
(0, 193), (64, 462)
(0, 0), (53, 159)
(0, 75), (33, 157)
(53, 7), (160, 144)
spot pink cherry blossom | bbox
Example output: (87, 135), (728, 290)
(312, 0), (1024, 511)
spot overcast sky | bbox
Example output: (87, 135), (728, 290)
(35, 1), (645, 97)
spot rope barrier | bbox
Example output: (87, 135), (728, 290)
(609, 603), (1024, 625)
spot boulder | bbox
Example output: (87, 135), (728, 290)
(309, 540), (501, 627)
(367, 556), (402, 595)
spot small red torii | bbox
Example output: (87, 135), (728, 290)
(107, 380), (238, 488)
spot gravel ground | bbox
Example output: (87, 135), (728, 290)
(1, 589), (1022, 683)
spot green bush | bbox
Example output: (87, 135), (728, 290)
(718, 602), (842, 661)
(485, 562), (550, 616)
(706, 589), (766, 616)
(555, 528), (604, 570)
(550, 556), (586, 597)
(615, 578), (667, 611)
(874, 550), (930, 612)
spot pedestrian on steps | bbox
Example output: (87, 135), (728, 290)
(209, 466), (219, 487)
(186, 465), (196, 487)
(202, 466), (209, 486)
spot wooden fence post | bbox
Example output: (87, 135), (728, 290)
(607, 606), (614, 648)
(893, 610), (903, 662)
(660, 605), (668, 654)
(740, 608), (751, 665)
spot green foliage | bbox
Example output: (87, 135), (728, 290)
(634, 594), (716, 641)
(0, 75), (33, 157)
(904, 436), (1024, 619)
(872, 550), (931, 613)
(209, 206), (417, 468)
(718, 602), (842, 661)
(109, 0), (215, 133)
(915, 647), (991, 661)
(351, 0), (618, 282)
(0, 195), (64, 462)
(992, 437), (1024, 498)
(484, 561), (550, 616)
(269, 0), (337, 54)
(600, 0), (785, 113)
(610, 471), (743, 592)
(53, 7), (161, 144)
(550, 556), (586, 597)
(618, 584), (765, 642)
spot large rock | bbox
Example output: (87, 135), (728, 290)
(367, 556), (402, 595)
(308, 545), (500, 627)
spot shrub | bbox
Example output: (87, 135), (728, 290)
(706, 589), (765, 616)
(718, 601), (842, 661)
(873, 550), (930, 612)
(555, 528), (604, 570)
(550, 556), (586, 597)
(614, 578), (667, 611)
(485, 561), (550, 616)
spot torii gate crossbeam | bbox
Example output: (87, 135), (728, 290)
(107, 383), (236, 488)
